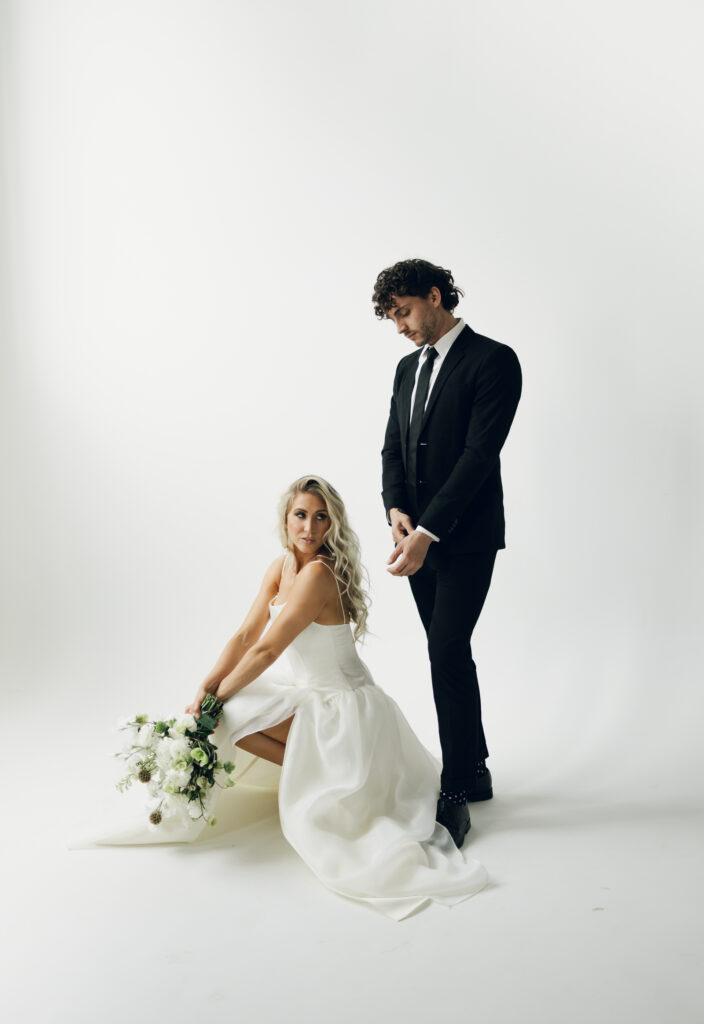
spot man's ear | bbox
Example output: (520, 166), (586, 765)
(428, 286), (442, 307)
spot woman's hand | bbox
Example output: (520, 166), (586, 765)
(185, 686), (212, 718)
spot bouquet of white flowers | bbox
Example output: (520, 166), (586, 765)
(115, 695), (235, 828)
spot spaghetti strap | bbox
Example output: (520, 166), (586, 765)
(313, 559), (347, 624)
(270, 552), (290, 607)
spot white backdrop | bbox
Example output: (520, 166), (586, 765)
(3, 0), (702, 787)
(1, 4), (703, 1018)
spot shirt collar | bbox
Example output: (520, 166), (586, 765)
(424, 318), (465, 361)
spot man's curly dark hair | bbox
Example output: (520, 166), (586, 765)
(372, 258), (464, 319)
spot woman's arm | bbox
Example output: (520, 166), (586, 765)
(214, 561), (334, 703)
(185, 555), (285, 715)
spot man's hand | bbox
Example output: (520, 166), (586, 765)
(387, 529), (433, 577)
(389, 508), (414, 545)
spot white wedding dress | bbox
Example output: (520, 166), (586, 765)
(86, 589), (488, 920)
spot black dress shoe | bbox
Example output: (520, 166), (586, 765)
(436, 797), (471, 849)
(467, 768), (493, 802)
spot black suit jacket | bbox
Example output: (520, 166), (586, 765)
(382, 325), (522, 553)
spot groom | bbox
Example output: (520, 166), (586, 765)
(375, 258), (522, 848)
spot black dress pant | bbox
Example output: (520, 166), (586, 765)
(409, 547), (497, 792)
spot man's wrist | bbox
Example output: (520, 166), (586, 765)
(416, 524), (439, 543)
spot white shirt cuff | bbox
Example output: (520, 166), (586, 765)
(416, 525), (439, 543)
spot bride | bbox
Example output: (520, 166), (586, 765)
(103, 475), (488, 919)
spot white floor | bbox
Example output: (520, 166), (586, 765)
(3, 727), (702, 1024)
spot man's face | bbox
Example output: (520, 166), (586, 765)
(386, 288), (444, 347)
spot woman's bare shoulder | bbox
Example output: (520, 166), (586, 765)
(297, 558), (339, 595)
(306, 555), (337, 576)
(261, 553), (287, 588)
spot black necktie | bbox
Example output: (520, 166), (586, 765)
(407, 346), (438, 487)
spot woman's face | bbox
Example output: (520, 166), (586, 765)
(286, 491), (330, 557)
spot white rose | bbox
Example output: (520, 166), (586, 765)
(136, 723), (155, 748)
(155, 737), (189, 772)
(169, 714), (197, 738)
(158, 794), (176, 819)
(162, 793), (190, 822)
(169, 738), (191, 760)
(171, 755), (191, 776)
(155, 742), (172, 772)
(165, 768), (191, 790)
(126, 750), (144, 770)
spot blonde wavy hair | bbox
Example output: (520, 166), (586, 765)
(278, 475), (370, 641)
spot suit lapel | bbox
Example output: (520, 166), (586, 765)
(421, 327), (472, 429)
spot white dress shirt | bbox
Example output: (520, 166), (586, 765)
(411, 318), (465, 543)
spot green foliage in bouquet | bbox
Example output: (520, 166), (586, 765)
(115, 695), (236, 827)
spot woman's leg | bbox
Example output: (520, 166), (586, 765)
(235, 715), (294, 767)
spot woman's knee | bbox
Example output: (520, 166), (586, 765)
(262, 715), (294, 744)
